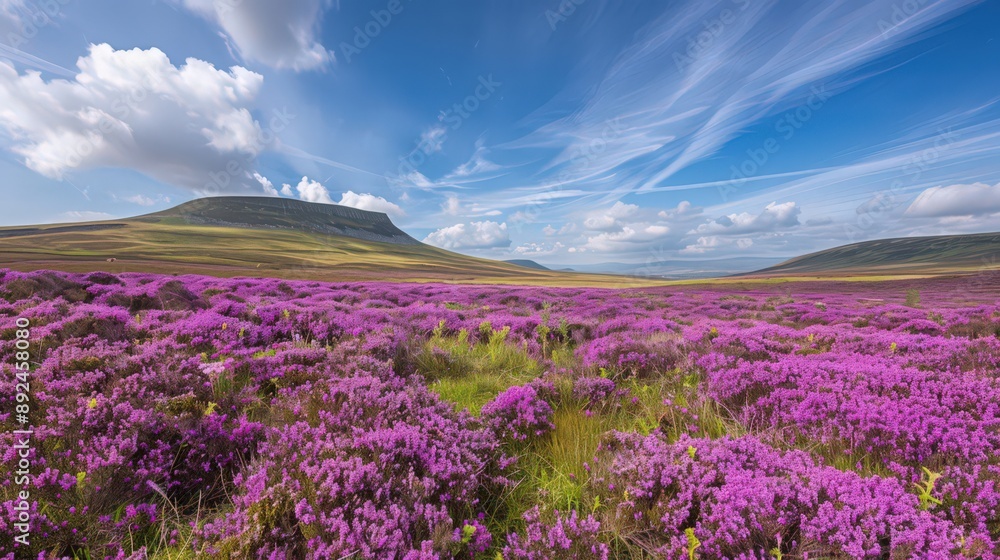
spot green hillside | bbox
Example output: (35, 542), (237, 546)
(0, 198), (656, 287)
(752, 232), (1000, 276)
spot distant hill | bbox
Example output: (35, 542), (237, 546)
(503, 259), (550, 271)
(0, 197), (656, 287)
(545, 257), (785, 278)
(140, 196), (419, 245)
(750, 232), (1000, 276)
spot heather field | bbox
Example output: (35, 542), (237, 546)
(2, 269), (1000, 559)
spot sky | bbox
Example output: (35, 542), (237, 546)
(0, 0), (998, 268)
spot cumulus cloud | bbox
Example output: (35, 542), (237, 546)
(583, 224), (671, 252)
(658, 200), (697, 219)
(253, 172), (278, 196)
(337, 190), (405, 218)
(583, 201), (639, 231)
(290, 176), (333, 203)
(679, 236), (720, 254)
(423, 221), (510, 250)
(0, 44), (268, 193)
(692, 201), (801, 235)
(905, 182), (1000, 218)
(175, 0), (333, 70)
(514, 242), (564, 256)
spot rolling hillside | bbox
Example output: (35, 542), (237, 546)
(0, 197), (654, 287)
(503, 259), (550, 271)
(139, 196), (420, 245)
(751, 232), (1000, 276)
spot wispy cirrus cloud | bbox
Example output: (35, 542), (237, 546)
(501, 0), (982, 198)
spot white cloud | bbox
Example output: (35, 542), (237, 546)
(905, 182), (1000, 218)
(583, 224), (671, 252)
(337, 190), (405, 218)
(658, 200), (696, 219)
(680, 236), (720, 254)
(292, 176), (333, 203)
(175, 0), (333, 70)
(280, 182), (294, 196)
(423, 221), (510, 250)
(680, 235), (761, 254)
(583, 201), (639, 231)
(0, 44), (266, 193)
(514, 242), (564, 256)
(692, 201), (801, 235)
(253, 172), (278, 196)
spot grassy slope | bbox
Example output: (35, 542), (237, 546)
(3, 216), (998, 287)
(0, 219), (660, 287)
(750, 231), (1000, 277)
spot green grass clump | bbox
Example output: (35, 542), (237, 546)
(417, 322), (542, 415)
(533, 404), (605, 511)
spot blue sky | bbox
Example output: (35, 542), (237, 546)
(0, 0), (998, 266)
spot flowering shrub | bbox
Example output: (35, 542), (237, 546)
(595, 434), (985, 558)
(579, 332), (686, 379)
(0, 269), (998, 557)
(199, 373), (502, 558)
(481, 384), (555, 442)
(503, 507), (609, 560)
(571, 376), (618, 407)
